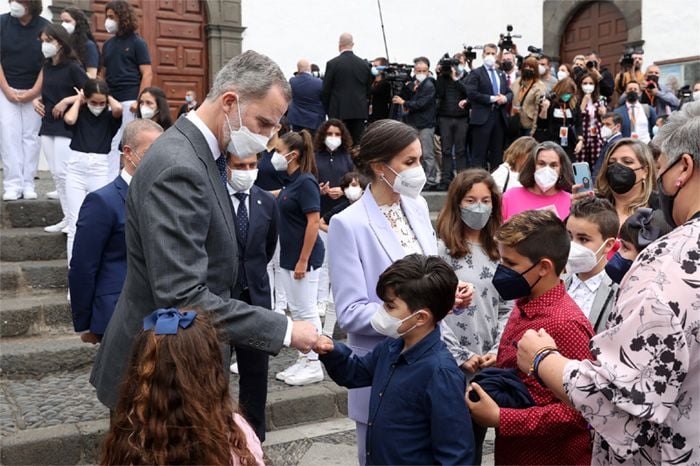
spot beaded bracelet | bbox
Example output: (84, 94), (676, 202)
(533, 349), (561, 387)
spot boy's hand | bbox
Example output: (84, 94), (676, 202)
(313, 335), (334, 355)
(479, 353), (498, 368)
(466, 382), (500, 427)
(462, 355), (482, 373)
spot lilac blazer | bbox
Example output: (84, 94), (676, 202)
(327, 186), (437, 423)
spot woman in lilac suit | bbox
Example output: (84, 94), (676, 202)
(328, 120), (449, 463)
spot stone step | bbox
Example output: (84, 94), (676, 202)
(0, 260), (68, 297)
(0, 291), (72, 338)
(0, 228), (67, 262)
(422, 191), (448, 213)
(0, 198), (63, 229)
(0, 334), (96, 376)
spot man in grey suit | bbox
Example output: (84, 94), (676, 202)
(91, 50), (320, 410)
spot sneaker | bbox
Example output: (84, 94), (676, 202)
(23, 190), (38, 200)
(230, 362), (239, 374)
(2, 191), (20, 201)
(317, 301), (327, 317)
(44, 219), (67, 233)
(284, 359), (324, 386)
(61, 224), (70, 234)
(47, 190), (59, 200)
(275, 358), (303, 382)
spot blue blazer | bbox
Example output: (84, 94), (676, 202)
(613, 104), (657, 141)
(465, 65), (513, 126)
(69, 175), (128, 335)
(287, 72), (326, 131)
(231, 184), (278, 309)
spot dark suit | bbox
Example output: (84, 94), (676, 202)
(322, 50), (372, 144)
(287, 73), (326, 133)
(230, 184), (278, 442)
(90, 116), (289, 409)
(592, 132), (623, 182)
(465, 65), (513, 170)
(613, 103), (657, 141)
(69, 175), (128, 335)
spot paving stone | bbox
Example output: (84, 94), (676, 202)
(297, 442), (357, 466)
(0, 335), (98, 376)
(0, 228), (67, 262)
(0, 292), (72, 338)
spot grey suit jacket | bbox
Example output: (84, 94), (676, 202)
(564, 273), (618, 334)
(90, 116), (288, 409)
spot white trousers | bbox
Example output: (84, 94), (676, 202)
(40, 135), (72, 217)
(267, 240), (288, 313)
(279, 267), (322, 360)
(108, 101), (136, 179)
(65, 151), (111, 263)
(316, 230), (331, 303)
(0, 89), (41, 194)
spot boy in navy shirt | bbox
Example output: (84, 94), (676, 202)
(315, 254), (475, 465)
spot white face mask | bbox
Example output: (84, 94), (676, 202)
(344, 185), (362, 202)
(483, 55), (496, 68)
(270, 151), (292, 171)
(140, 105), (156, 120)
(105, 18), (118, 34)
(582, 84), (595, 95)
(61, 22), (75, 35)
(225, 101), (270, 159)
(370, 307), (421, 339)
(383, 164), (427, 199)
(88, 104), (105, 117)
(415, 73), (428, 83)
(557, 70), (569, 81)
(325, 136), (342, 152)
(9, 1), (26, 17)
(534, 165), (559, 192)
(600, 125), (614, 140)
(41, 42), (59, 59)
(538, 64), (547, 76)
(693, 91), (700, 102)
(567, 240), (610, 274)
(228, 168), (258, 192)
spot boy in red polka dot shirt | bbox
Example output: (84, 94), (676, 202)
(467, 210), (593, 465)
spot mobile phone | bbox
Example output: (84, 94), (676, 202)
(572, 162), (593, 193)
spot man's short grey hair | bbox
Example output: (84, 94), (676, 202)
(653, 101), (700, 159)
(121, 119), (163, 149)
(207, 50), (291, 102)
(660, 113), (700, 165)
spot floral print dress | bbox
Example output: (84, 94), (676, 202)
(578, 99), (605, 166)
(563, 216), (700, 464)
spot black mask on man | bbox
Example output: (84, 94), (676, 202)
(627, 91), (639, 102)
(501, 61), (514, 72)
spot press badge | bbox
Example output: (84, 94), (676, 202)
(631, 132), (639, 139)
(559, 127), (568, 146)
(590, 126), (598, 136)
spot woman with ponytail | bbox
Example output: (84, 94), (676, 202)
(272, 129), (325, 386)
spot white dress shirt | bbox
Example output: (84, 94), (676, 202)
(568, 270), (606, 318)
(120, 169), (132, 186)
(227, 183), (250, 218)
(625, 102), (650, 143)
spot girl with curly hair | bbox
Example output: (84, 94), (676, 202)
(100, 309), (264, 465)
(59, 7), (99, 78)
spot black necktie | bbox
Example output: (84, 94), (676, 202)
(234, 192), (249, 289)
(215, 154), (227, 187)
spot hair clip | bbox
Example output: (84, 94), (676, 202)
(143, 308), (197, 335)
(628, 208), (660, 247)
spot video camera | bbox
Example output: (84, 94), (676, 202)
(500, 24), (521, 51)
(527, 46), (543, 58)
(438, 53), (460, 77)
(463, 44), (483, 62)
(383, 62), (414, 95)
(620, 46), (643, 70)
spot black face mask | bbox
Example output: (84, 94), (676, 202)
(627, 91), (639, 102)
(656, 156), (685, 228)
(501, 61), (514, 72)
(647, 75), (659, 84)
(606, 163), (642, 194)
(522, 68), (535, 80)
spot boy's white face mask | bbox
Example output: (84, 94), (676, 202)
(370, 307), (423, 338)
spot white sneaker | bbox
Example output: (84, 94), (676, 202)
(230, 362), (239, 374)
(3, 191), (20, 201)
(275, 358), (303, 382)
(47, 190), (59, 200)
(23, 190), (38, 200)
(44, 219), (67, 233)
(284, 359), (324, 386)
(61, 224), (70, 234)
(317, 301), (327, 317)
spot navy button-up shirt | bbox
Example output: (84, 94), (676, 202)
(320, 327), (475, 465)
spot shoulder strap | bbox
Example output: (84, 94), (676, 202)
(503, 169), (510, 192)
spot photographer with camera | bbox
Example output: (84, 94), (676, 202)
(392, 56), (438, 188)
(511, 56), (546, 137)
(584, 51), (614, 99)
(571, 55), (587, 84)
(434, 54), (469, 190)
(368, 57), (391, 122)
(637, 65), (680, 118)
(537, 55), (557, 92)
(614, 48), (644, 96)
(466, 43), (513, 170)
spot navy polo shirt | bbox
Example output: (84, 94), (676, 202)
(277, 170), (324, 270)
(69, 107), (121, 154)
(39, 60), (87, 138)
(315, 148), (355, 216)
(102, 33), (151, 102)
(83, 40), (99, 69)
(0, 13), (50, 89)
(255, 149), (288, 191)
(320, 327), (475, 465)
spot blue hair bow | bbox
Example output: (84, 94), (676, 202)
(143, 308), (197, 335)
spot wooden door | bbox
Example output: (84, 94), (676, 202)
(91, 0), (209, 120)
(560, 1), (628, 77)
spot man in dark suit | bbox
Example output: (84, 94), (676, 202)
(465, 43), (513, 170)
(226, 152), (278, 441)
(90, 51), (320, 410)
(287, 59), (325, 133)
(592, 112), (624, 182)
(322, 32), (372, 145)
(69, 120), (163, 343)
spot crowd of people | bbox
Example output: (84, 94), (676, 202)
(2, 1), (700, 464)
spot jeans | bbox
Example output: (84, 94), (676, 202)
(438, 116), (468, 184)
(417, 127), (437, 184)
(279, 267), (322, 360)
(0, 89), (41, 194)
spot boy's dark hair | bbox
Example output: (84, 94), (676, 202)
(619, 208), (673, 252)
(602, 112), (622, 126)
(339, 171), (368, 190)
(376, 254), (457, 322)
(567, 197), (619, 240)
(495, 210), (570, 275)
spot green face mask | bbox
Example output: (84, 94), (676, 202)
(560, 93), (572, 103)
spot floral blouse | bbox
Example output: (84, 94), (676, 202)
(563, 216), (700, 465)
(378, 203), (422, 255)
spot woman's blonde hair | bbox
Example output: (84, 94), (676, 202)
(503, 136), (538, 171)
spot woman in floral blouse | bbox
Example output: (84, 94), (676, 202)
(516, 108), (700, 465)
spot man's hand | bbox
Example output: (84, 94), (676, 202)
(495, 94), (507, 105)
(479, 353), (497, 368)
(80, 332), (100, 345)
(462, 354), (482, 373)
(466, 382), (500, 427)
(392, 96), (405, 106)
(290, 320), (319, 353)
(314, 335), (334, 355)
